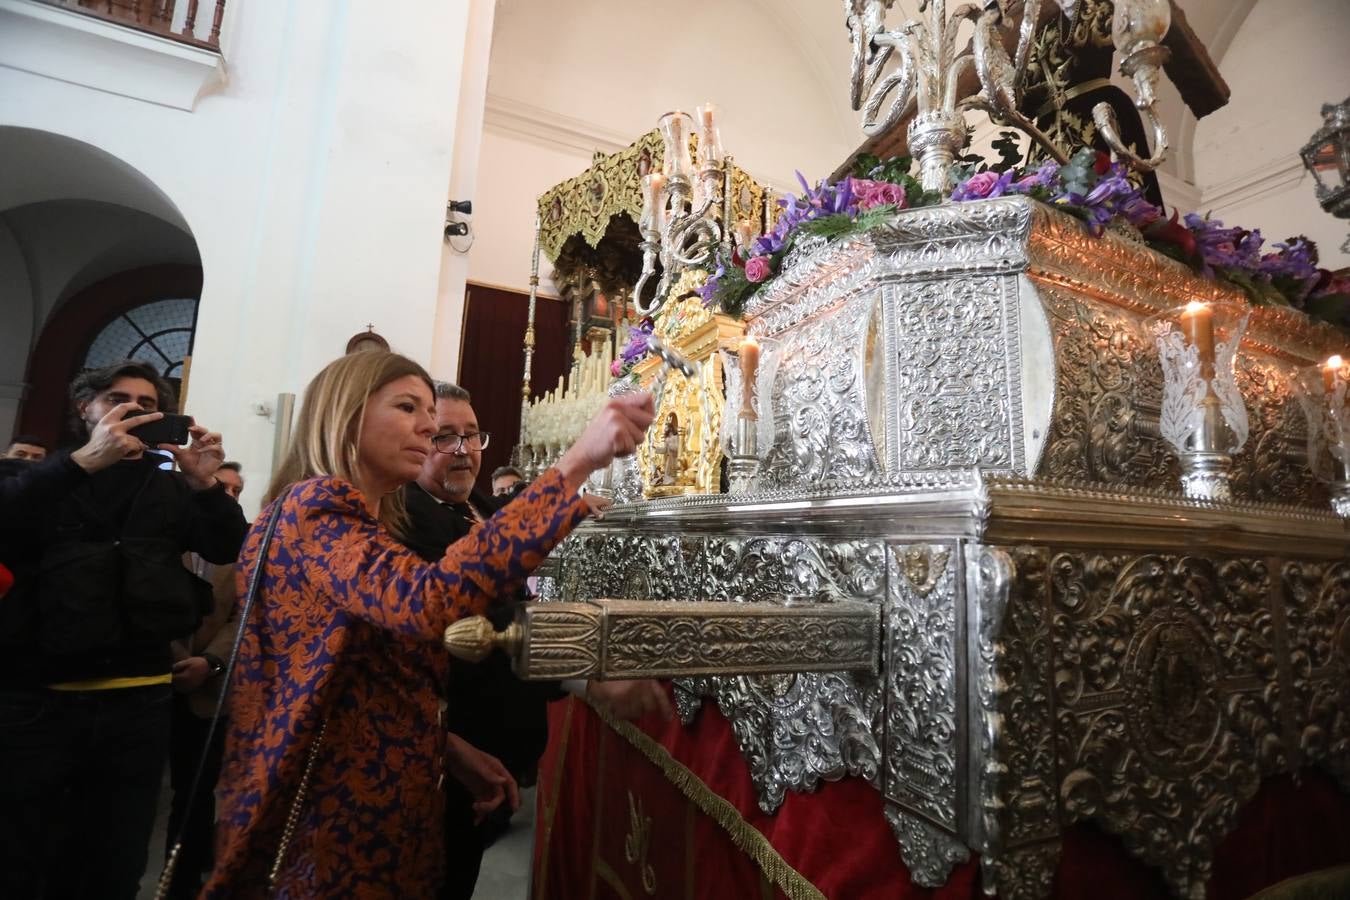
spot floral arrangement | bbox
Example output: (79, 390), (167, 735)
(697, 157), (930, 319)
(618, 142), (1348, 383)
(944, 146), (1350, 321)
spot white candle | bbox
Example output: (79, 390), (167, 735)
(642, 172), (667, 233)
(697, 102), (722, 165)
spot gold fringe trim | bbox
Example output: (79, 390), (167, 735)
(585, 697), (826, 900)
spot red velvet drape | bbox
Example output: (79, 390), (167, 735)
(456, 284), (569, 494)
(534, 690), (1350, 899)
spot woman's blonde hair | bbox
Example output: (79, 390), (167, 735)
(265, 351), (434, 538)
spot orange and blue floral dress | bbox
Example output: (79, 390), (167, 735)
(202, 470), (587, 898)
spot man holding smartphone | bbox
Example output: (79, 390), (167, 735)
(0, 359), (248, 900)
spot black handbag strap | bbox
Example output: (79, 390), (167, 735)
(155, 488), (291, 899)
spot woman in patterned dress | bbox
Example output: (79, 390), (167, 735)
(201, 352), (653, 898)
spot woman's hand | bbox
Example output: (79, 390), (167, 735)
(556, 393), (655, 491)
(446, 733), (521, 823)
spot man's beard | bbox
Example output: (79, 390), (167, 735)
(441, 466), (475, 497)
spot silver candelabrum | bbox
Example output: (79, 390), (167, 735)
(1145, 301), (1251, 502)
(633, 107), (727, 317)
(844, 0), (1174, 194)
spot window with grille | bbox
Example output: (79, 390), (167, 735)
(83, 297), (200, 378)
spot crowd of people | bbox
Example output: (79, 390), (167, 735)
(0, 351), (664, 899)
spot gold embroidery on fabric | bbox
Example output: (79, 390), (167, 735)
(585, 698), (825, 900)
(624, 790), (657, 895)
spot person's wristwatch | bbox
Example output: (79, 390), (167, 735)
(201, 653), (225, 677)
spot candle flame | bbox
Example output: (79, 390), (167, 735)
(1183, 301), (1208, 315)
(1326, 355), (1344, 369)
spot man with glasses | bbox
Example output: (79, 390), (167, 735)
(402, 382), (530, 900)
(404, 382), (668, 899)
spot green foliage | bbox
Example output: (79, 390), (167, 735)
(1220, 268), (1289, 307)
(849, 153), (929, 204)
(1059, 148), (1101, 199)
(796, 204), (901, 242)
(713, 260), (756, 319)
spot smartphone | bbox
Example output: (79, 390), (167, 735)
(124, 411), (194, 446)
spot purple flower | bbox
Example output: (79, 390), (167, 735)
(745, 256), (773, 283)
(1183, 213), (1265, 275)
(697, 260), (726, 307)
(951, 169), (1015, 201)
(1008, 160), (1063, 197)
(1258, 236), (1320, 282)
(1120, 192), (1161, 228)
(619, 320), (654, 363)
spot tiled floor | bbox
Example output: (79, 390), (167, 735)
(138, 775), (536, 900)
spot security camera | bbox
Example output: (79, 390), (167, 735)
(447, 199), (473, 215)
(444, 222), (469, 238)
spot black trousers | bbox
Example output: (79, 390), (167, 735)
(165, 694), (226, 900)
(0, 683), (172, 900)
(440, 780), (486, 900)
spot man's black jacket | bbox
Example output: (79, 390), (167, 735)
(0, 450), (248, 687)
(402, 482), (563, 778)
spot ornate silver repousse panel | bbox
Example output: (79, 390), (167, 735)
(1049, 552), (1281, 900)
(691, 536), (886, 813)
(1232, 357), (1319, 506)
(758, 294), (882, 490)
(972, 546), (1060, 900)
(881, 544), (970, 886)
(1038, 285), (1174, 486)
(883, 274), (1024, 475)
(553, 531), (887, 814)
(1279, 561), (1350, 792)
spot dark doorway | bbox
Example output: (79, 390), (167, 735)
(456, 283), (570, 495)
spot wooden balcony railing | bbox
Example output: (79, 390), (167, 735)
(36, 0), (226, 50)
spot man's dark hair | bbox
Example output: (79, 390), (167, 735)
(218, 461), (243, 475)
(491, 465), (524, 482)
(7, 434), (48, 451)
(433, 382), (471, 403)
(69, 360), (178, 434)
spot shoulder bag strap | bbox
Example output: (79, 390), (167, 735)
(154, 488), (291, 900)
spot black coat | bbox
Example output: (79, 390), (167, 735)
(402, 482), (563, 778)
(0, 450), (248, 686)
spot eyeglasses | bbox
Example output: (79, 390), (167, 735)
(431, 431), (491, 453)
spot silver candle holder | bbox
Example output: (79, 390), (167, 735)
(719, 337), (778, 494)
(1294, 354), (1350, 517)
(1144, 301), (1251, 501)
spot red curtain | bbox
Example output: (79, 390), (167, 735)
(534, 690), (1350, 899)
(456, 284), (569, 494)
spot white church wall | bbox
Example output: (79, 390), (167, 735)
(465, 0), (860, 298)
(0, 218), (33, 446)
(1192, 0), (1350, 268)
(0, 0), (474, 513)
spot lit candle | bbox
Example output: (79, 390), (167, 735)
(739, 335), (760, 419)
(1323, 355), (1343, 394)
(697, 102), (722, 165)
(1179, 301), (1216, 381)
(641, 173), (666, 232)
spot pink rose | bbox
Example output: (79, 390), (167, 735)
(854, 179), (907, 210)
(744, 256), (772, 284)
(610, 360), (623, 377)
